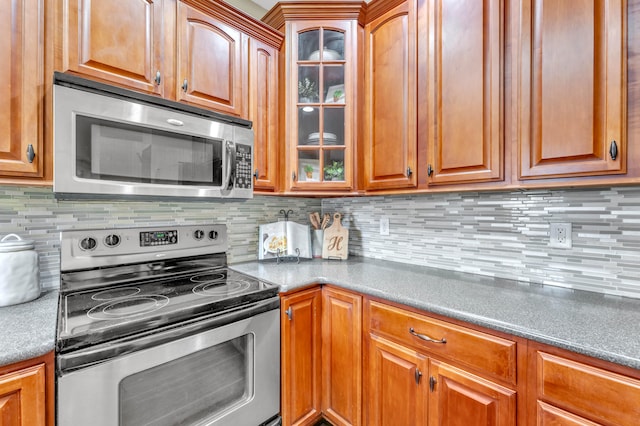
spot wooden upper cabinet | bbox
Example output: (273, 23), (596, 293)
(518, 0), (626, 179)
(0, 0), (45, 179)
(424, 0), (504, 185)
(281, 288), (323, 426)
(321, 287), (362, 426)
(250, 38), (279, 192)
(176, 1), (247, 117)
(428, 360), (516, 426)
(363, 0), (418, 191)
(0, 364), (47, 426)
(61, 0), (165, 95)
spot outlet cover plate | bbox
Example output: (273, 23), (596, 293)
(549, 223), (572, 248)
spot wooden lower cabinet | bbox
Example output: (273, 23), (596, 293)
(281, 287), (323, 426)
(367, 334), (428, 426)
(0, 352), (54, 426)
(531, 348), (640, 426)
(281, 286), (362, 426)
(428, 360), (516, 426)
(321, 287), (362, 426)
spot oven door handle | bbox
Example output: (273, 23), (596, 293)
(57, 296), (280, 375)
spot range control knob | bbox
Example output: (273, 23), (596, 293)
(79, 237), (97, 251)
(208, 230), (218, 240)
(194, 229), (205, 240)
(104, 234), (121, 247)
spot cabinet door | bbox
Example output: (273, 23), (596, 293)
(536, 402), (600, 426)
(288, 22), (356, 192)
(518, 0), (626, 179)
(0, 0), (45, 178)
(322, 287), (362, 426)
(428, 360), (516, 426)
(363, 0), (417, 190)
(250, 38), (279, 192)
(425, 0), (503, 185)
(367, 334), (428, 426)
(177, 1), (246, 117)
(281, 288), (323, 426)
(0, 364), (46, 426)
(62, 0), (164, 94)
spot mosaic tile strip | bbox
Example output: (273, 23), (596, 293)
(0, 186), (321, 290)
(323, 187), (640, 299)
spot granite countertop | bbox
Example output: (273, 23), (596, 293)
(230, 257), (640, 371)
(0, 290), (58, 367)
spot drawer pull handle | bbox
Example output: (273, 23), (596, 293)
(409, 327), (447, 344)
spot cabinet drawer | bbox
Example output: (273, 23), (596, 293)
(368, 300), (517, 384)
(537, 352), (640, 426)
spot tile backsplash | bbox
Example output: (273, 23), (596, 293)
(3, 185), (640, 298)
(324, 186), (640, 299)
(0, 186), (321, 290)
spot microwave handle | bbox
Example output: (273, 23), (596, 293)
(223, 140), (236, 190)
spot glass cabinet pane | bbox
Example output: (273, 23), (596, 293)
(298, 30), (320, 61)
(323, 66), (345, 104)
(323, 30), (344, 60)
(323, 150), (345, 182)
(298, 107), (320, 146)
(298, 66), (320, 103)
(298, 150), (320, 182)
(323, 108), (344, 146)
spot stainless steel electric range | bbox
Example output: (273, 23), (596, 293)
(56, 224), (281, 426)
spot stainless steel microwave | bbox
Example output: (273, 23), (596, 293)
(53, 73), (254, 200)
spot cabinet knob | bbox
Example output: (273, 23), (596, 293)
(155, 70), (161, 85)
(429, 376), (437, 392)
(427, 164), (433, 177)
(407, 166), (413, 177)
(609, 140), (618, 161)
(292, 171), (297, 182)
(26, 144), (35, 163)
(285, 307), (292, 320)
(182, 79), (188, 92)
(253, 169), (259, 179)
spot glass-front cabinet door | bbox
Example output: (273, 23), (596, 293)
(288, 22), (355, 191)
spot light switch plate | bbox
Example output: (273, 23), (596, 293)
(380, 216), (390, 236)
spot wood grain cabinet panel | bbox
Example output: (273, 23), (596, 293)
(363, 0), (417, 190)
(428, 360), (516, 426)
(367, 334), (428, 426)
(62, 0), (165, 95)
(518, 0), (626, 179)
(0, 0), (46, 178)
(176, 1), (247, 117)
(0, 364), (46, 426)
(321, 287), (362, 426)
(535, 351), (640, 425)
(425, 0), (504, 185)
(250, 38), (279, 192)
(536, 401), (601, 426)
(281, 288), (323, 426)
(368, 300), (517, 385)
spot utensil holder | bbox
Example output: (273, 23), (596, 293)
(312, 230), (324, 258)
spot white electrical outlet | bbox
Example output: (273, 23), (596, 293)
(549, 223), (572, 248)
(380, 216), (390, 236)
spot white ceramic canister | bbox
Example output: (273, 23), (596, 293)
(0, 234), (41, 307)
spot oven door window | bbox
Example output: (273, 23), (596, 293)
(119, 334), (253, 426)
(75, 115), (224, 186)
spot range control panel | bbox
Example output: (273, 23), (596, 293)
(61, 224), (228, 272)
(140, 230), (178, 247)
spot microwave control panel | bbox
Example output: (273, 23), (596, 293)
(234, 145), (252, 189)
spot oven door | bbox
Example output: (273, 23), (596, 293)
(57, 308), (280, 426)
